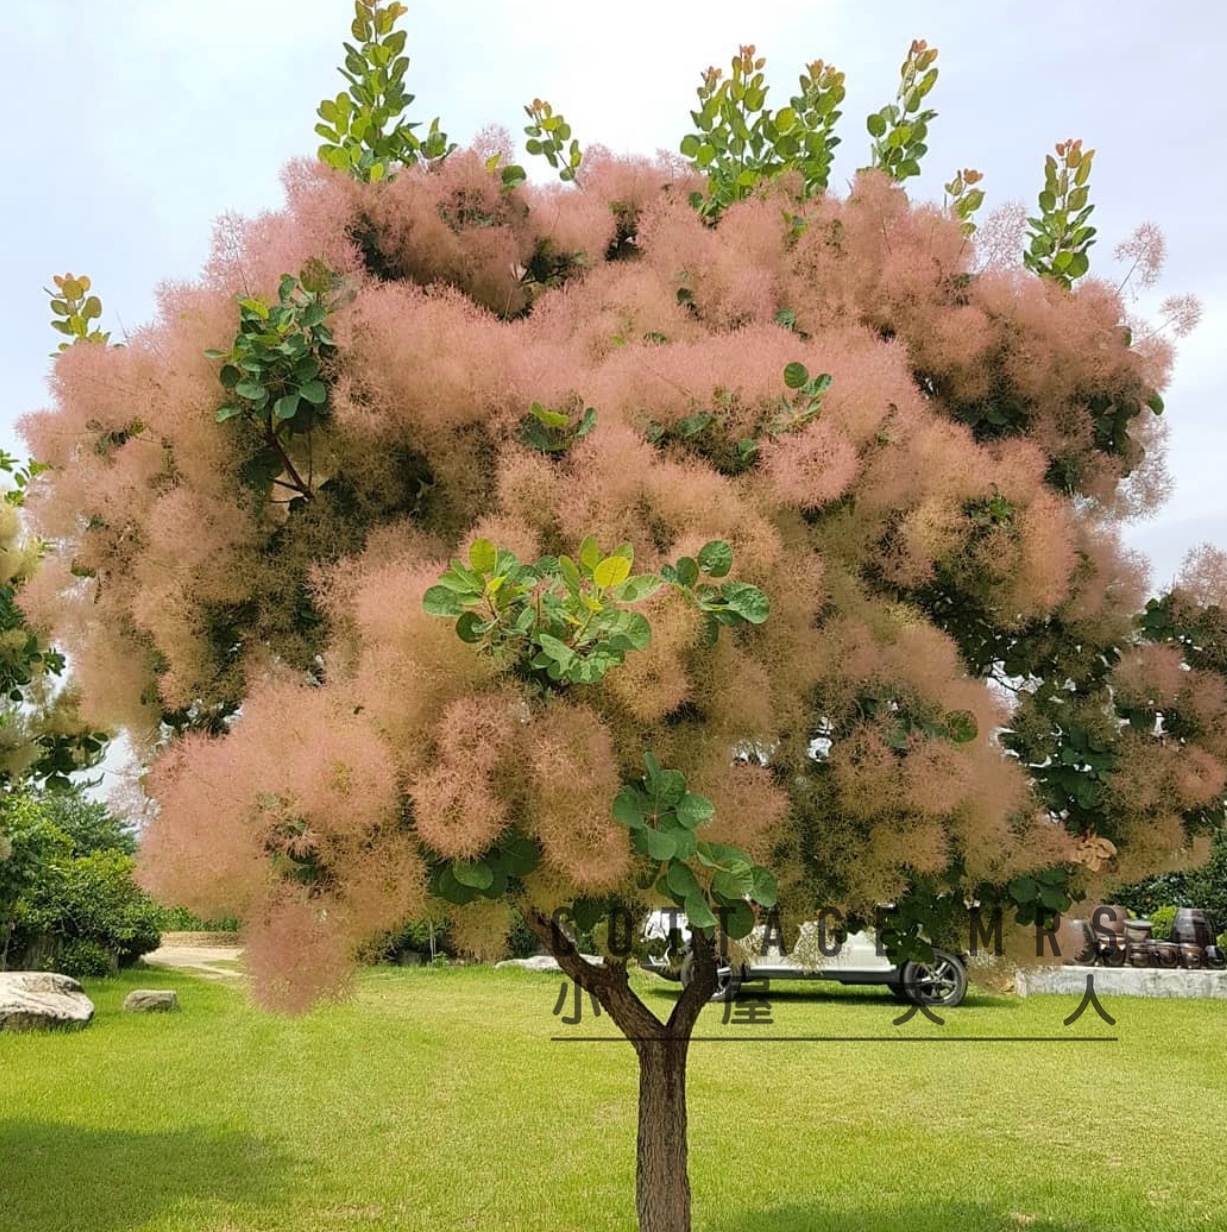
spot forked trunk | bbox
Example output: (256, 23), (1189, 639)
(524, 907), (714, 1232)
(636, 1035), (692, 1232)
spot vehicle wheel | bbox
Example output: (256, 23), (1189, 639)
(900, 951), (968, 1008)
(651, 944), (685, 982)
(887, 982), (910, 1003)
(679, 952), (743, 1002)
(710, 965), (743, 1003)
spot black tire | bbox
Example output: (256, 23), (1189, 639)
(679, 952), (743, 1002)
(900, 950), (968, 1008)
(710, 965), (743, 1003)
(887, 982), (910, 1003)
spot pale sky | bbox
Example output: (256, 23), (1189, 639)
(2, 0), (1223, 587)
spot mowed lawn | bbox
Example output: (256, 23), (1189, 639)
(2, 965), (1225, 1232)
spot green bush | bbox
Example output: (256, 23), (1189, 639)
(17, 849), (162, 968)
(361, 916), (450, 964)
(1120, 828), (1227, 932)
(507, 909), (541, 959)
(156, 905), (241, 932)
(38, 793), (136, 857)
(1184, 840), (1227, 934)
(363, 908), (541, 965)
(1150, 905), (1177, 941)
(55, 938), (114, 980)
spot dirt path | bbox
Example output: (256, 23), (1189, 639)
(143, 932), (244, 980)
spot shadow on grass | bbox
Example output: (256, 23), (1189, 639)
(0, 1120), (287, 1232)
(640, 980), (1018, 1015)
(712, 1198), (1093, 1232)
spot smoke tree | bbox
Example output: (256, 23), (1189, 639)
(18, 6), (1217, 1230)
(0, 446), (106, 792)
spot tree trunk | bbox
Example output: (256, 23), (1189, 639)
(635, 1035), (692, 1232)
(521, 906), (718, 1232)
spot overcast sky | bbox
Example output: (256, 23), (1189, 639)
(2, 0), (1223, 587)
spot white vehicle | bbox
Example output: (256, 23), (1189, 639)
(642, 909), (968, 1007)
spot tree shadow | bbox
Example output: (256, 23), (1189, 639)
(0, 1120), (288, 1232)
(710, 1197), (1095, 1232)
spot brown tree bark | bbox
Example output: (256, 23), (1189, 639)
(633, 1032), (693, 1232)
(522, 907), (718, 1232)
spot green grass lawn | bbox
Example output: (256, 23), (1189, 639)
(2, 965), (1225, 1231)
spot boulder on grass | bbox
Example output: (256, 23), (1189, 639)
(494, 954), (604, 973)
(0, 971), (94, 1032)
(122, 989), (179, 1013)
(496, 955), (564, 973)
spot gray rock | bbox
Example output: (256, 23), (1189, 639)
(494, 954), (603, 973)
(496, 954), (563, 972)
(0, 971), (95, 1032)
(122, 989), (180, 1013)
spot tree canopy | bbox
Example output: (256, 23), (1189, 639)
(15, 6), (1219, 1229)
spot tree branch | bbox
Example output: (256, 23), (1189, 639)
(521, 906), (668, 1047)
(265, 426), (313, 501)
(666, 927), (717, 1035)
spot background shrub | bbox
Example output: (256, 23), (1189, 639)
(54, 938), (114, 980)
(2, 791), (161, 972)
(17, 848), (162, 967)
(1149, 905), (1177, 941)
(1119, 828), (1227, 934)
(156, 905), (241, 932)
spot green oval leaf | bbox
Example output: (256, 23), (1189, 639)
(722, 900), (756, 940)
(720, 582), (770, 624)
(492, 835), (538, 879)
(535, 632), (576, 667)
(641, 828), (679, 861)
(422, 586), (465, 617)
(1009, 876), (1039, 903)
(750, 867), (778, 908)
(469, 538), (498, 573)
(612, 787), (649, 829)
(274, 393), (301, 421)
(299, 379), (328, 406)
(612, 574), (664, 603)
(1039, 884), (1068, 911)
(579, 536), (601, 574)
(675, 793), (715, 829)
(655, 769), (687, 809)
(594, 556), (631, 589)
(684, 891), (717, 930)
(619, 612), (651, 651)
(436, 865), (479, 905)
(697, 541), (733, 578)
(666, 860), (701, 900)
(452, 860), (494, 890)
